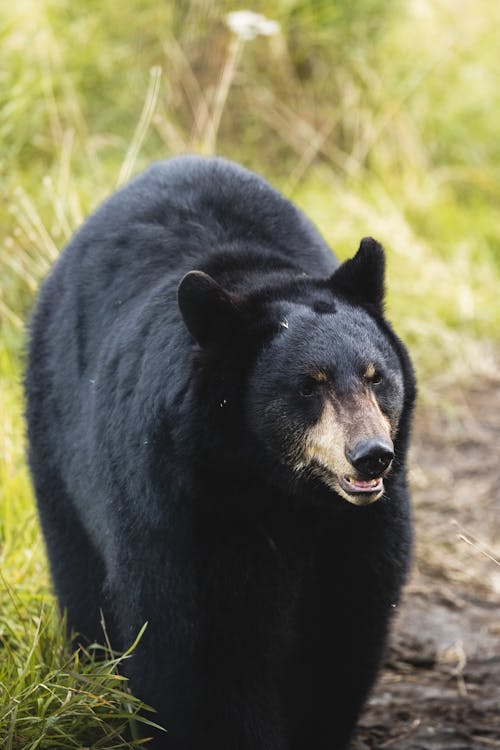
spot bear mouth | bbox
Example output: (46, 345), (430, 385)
(308, 460), (385, 504)
(340, 475), (384, 495)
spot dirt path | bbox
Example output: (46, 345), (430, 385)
(352, 377), (500, 749)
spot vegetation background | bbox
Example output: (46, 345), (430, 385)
(1, 0), (499, 746)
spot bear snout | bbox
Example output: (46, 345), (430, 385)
(346, 437), (394, 479)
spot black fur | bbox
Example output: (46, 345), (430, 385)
(25, 156), (416, 749)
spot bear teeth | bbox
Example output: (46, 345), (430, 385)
(345, 476), (382, 491)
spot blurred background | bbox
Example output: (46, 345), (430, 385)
(1, 1), (499, 746)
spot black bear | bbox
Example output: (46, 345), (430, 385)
(25, 156), (415, 749)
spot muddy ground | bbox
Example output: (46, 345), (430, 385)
(352, 376), (500, 749)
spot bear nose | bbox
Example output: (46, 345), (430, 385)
(346, 438), (394, 478)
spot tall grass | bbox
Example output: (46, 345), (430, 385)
(1, 0), (499, 744)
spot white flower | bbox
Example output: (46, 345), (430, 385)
(226, 10), (280, 41)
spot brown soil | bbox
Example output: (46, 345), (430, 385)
(352, 376), (500, 749)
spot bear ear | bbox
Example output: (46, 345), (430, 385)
(329, 236), (385, 310)
(177, 271), (242, 348)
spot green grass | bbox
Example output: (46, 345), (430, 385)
(0, 601), (160, 748)
(1, 0), (500, 745)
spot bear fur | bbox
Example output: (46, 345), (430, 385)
(25, 156), (416, 749)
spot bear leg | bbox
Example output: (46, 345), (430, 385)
(33, 467), (114, 647)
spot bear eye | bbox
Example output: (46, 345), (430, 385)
(299, 376), (318, 398)
(299, 371), (328, 397)
(364, 364), (383, 386)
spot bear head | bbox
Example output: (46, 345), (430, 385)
(178, 238), (413, 507)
